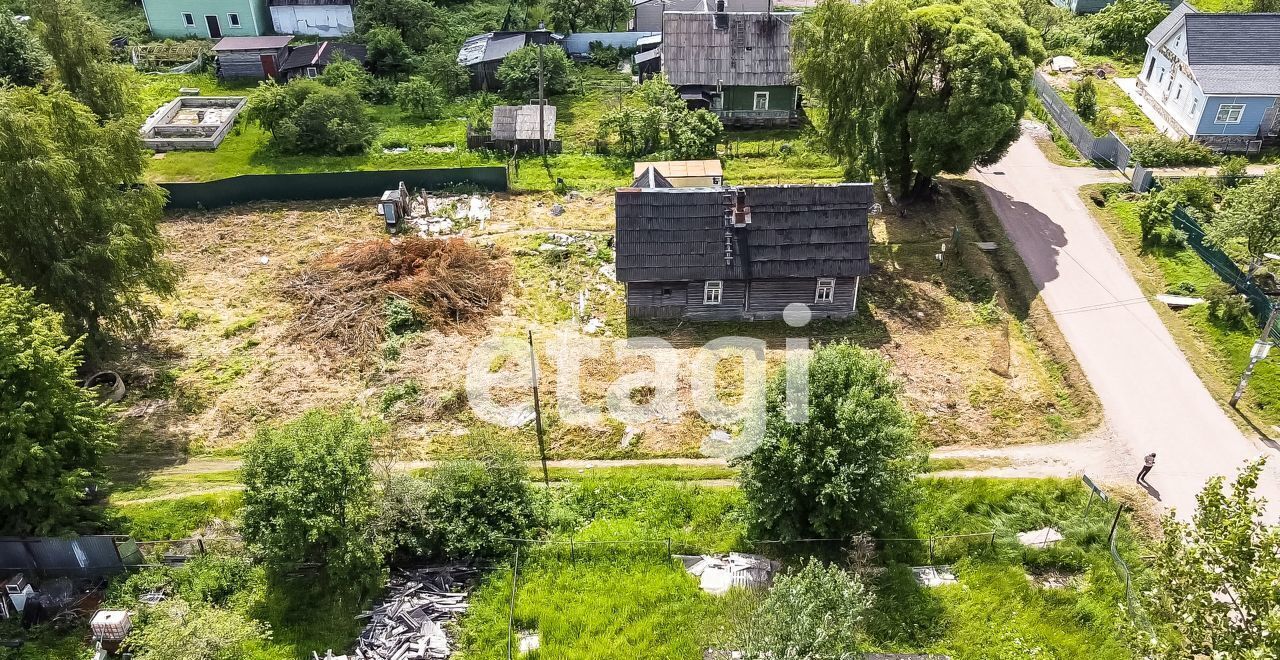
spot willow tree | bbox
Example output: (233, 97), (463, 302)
(797, 0), (1043, 199)
(0, 86), (175, 352)
(29, 0), (134, 120)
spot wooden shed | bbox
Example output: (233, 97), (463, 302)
(212, 35), (294, 80)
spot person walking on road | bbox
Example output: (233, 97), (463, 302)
(1137, 452), (1156, 484)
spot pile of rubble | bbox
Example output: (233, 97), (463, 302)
(315, 566), (476, 660)
(404, 194), (492, 236)
(676, 553), (780, 596)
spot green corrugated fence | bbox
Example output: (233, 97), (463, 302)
(159, 166), (508, 210)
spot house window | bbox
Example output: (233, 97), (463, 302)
(753, 91), (769, 111)
(1145, 58), (1155, 81)
(703, 281), (723, 305)
(815, 278), (835, 304)
(1157, 68), (1165, 83)
(182, 12), (194, 26)
(228, 13), (240, 27)
(1175, 84), (1183, 100)
(1215, 104), (1246, 124)
(1191, 98), (1199, 116)
(305, 66), (318, 78)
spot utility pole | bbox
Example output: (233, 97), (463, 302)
(527, 330), (550, 487)
(1230, 304), (1279, 407)
(536, 26), (546, 158)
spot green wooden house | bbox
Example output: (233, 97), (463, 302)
(660, 10), (799, 126)
(141, 0), (271, 39)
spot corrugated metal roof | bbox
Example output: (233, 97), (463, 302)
(615, 183), (873, 282)
(661, 11), (797, 87)
(632, 160), (723, 178)
(212, 36), (294, 52)
(491, 105), (557, 141)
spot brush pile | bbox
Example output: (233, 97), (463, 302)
(285, 237), (509, 351)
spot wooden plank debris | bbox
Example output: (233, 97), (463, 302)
(315, 566), (477, 660)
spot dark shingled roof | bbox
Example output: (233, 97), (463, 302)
(632, 166), (674, 188)
(661, 11), (797, 87)
(280, 42), (367, 72)
(614, 184), (873, 282)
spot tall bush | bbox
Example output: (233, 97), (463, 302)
(496, 44), (571, 99)
(248, 80), (377, 155)
(241, 409), (383, 583)
(740, 342), (923, 540)
(377, 444), (538, 561)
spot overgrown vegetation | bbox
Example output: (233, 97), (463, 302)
(0, 283), (114, 535)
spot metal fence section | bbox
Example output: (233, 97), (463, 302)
(1131, 163), (1154, 193)
(1168, 205), (1280, 341)
(1032, 72), (1097, 158)
(159, 166), (509, 210)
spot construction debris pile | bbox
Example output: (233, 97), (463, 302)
(405, 194), (492, 236)
(675, 553), (780, 596)
(316, 566), (477, 660)
(285, 237), (510, 352)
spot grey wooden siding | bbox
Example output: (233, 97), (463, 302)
(626, 281), (687, 319)
(684, 280), (747, 321)
(626, 278), (857, 321)
(217, 47), (287, 78)
(747, 277), (856, 320)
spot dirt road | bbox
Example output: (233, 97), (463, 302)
(970, 135), (1280, 518)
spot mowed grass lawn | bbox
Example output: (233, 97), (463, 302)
(1084, 185), (1280, 428)
(459, 476), (1142, 660)
(138, 74), (841, 192)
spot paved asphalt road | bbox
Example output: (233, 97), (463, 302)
(971, 135), (1280, 519)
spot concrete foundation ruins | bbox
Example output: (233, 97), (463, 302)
(140, 96), (248, 152)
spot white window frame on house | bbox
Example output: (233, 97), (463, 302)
(182, 12), (194, 26)
(1175, 84), (1183, 100)
(1191, 98), (1199, 117)
(306, 66), (319, 78)
(815, 278), (835, 304)
(1215, 104), (1246, 124)
(228, 13), (240, 27)
(703, 281), (723, 305)
(1157, 68), (1165, 84)
(753, 91), (769, 111)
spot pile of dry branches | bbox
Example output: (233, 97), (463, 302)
(285, 237), (510, 351)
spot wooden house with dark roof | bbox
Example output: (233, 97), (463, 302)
(660, 8), (799, 126)
(614, 183), (872, 321)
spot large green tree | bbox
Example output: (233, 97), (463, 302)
(29, 0), (134, 120)
(1090, 0), (1168, 56)
(740, 342), (923, 540)
(797, 0), (1043, 198)
(1205, 169), (1280, 281)
(1146, 459), (1280, 657)
(0, 282), (114, 536)
(241, 409), (382, 583)
(0, 86), (175, 351)
(355, 0), (448, 52)
(496, 44), (572, 99)
(0, 15), (46, 86)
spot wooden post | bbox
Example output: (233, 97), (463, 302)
(928, 537), (935, 565)
(528, 330), (550, 488)
(506, 546), (519, 660)
(1108, 505), (1124, 547)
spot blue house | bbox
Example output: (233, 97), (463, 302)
(1137, 5), (1280, 151)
